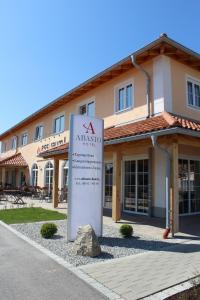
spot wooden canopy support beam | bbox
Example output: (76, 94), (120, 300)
(53, 159), (59, 208)
(112, 151), (122, 222)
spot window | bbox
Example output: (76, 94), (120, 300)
(179, 159), (200, 214)
(11, 137), (17, 150)
(187, 78), (200, 108)
(0, 142), (7, 153)
(35, 125), (44, 140)
(62, 160), (69, 188)
(79, 101), (95, 117)
(53, 115), (65, 134)
(45, 161), (54, 194)
(21, 133), (28, 146)
(32, 163), (38, 186)
(123, 159), (149, 214)
(104, 163), (113, 209)
(116, 83), (133, 112)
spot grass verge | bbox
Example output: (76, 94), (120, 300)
(0, 207), (66, 224)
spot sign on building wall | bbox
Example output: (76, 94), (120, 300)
(67, 114), (104, 241)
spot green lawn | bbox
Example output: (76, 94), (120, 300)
(0, 207), (66, 224)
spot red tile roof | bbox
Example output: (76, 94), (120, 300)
(0, 153), (28, 167)
(39, 112), (200, 158)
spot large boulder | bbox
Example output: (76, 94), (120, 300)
(73, 225), (101, 257)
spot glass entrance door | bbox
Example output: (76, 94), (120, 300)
(179, 159), (200, 214)
(123, 159), (149, 214)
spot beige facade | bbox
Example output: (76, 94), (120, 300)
(1, 35), (200, 233)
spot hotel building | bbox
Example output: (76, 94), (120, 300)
(1, 34), (200, 233)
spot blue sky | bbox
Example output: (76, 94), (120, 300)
(0, 0), (200, 132)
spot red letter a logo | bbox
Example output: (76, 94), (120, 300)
(83, 122), (95, 134)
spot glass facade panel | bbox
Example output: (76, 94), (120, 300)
(124, 159), (148, 214)
(179, 159), (200, 214)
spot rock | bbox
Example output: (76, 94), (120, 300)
(73, 225), (101, 257)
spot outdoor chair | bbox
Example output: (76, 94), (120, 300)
(59, 187), (68, 203)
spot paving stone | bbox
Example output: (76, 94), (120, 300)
(81, 239), (200, 300)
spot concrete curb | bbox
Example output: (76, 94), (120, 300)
(142, 280), (194, 300)
(0, 221), (123, 300)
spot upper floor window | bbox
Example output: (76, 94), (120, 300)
(53, 115), (65, 134)
(187, 78), (200, 109)
(11, 137), (17, 150)
(35, 125), (44, 140)
(21, 132), (28, 146)
(115, 83), (133, 113)
(0, 142), (6, 153)
(79, 101), (95, 117)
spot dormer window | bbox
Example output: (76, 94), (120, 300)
(115, 82), (133, 113)
(187, 78), (200, 109)
(79, 101), (95, 117)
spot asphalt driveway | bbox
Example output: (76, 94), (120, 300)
(0, 224), (107, 300)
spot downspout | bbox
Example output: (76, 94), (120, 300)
(151, 135), (171, 238)
(130, 55), (151, 118)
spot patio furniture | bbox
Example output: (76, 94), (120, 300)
(59, 187), (68, 203)
(3, 190), (26, 205)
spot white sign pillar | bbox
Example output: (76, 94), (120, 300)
(67, 114), (104, 241)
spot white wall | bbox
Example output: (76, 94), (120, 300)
(153, 55), (172, 114)
(153, 148), (167, 217)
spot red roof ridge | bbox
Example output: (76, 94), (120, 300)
(161, 111), (179, 126)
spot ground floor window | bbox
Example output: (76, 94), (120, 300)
(104, 162), (113, 209)
(62, 160), (68, 188)
(45, 161), (54, 194)
(179, 159), (200, 214)
(123, 159), (149, 214)
(31, 163), (38, 186)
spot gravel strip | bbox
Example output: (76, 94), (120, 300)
(11, 220), (172, 267)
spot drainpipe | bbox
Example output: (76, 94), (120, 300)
(130, 55), (151, 118)
(151, 135), (171, 238)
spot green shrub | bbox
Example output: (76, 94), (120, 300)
(40, 223), (58, 239)
(119, 224), (133, 238)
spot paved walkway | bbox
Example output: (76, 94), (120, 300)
(80, 238), (200, 300)
(0, 224), (107, 300)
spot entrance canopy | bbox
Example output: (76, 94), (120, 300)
(0, 153), (28, 168)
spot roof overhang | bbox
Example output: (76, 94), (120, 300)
(1, 35), (200, 140)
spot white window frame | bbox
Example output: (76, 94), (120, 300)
(0, 141), (7, 153)
(78, 97), (95, 117)
(11, 136), (17, 150)
(44, 161), (54, 194)
(21, 132), (28, 146)
(186, 75), (200, 110)
(114, 80), (134, 114)
(52, 114), (65, 134)
(179, 155), (200, 215)
(103, 160), (113, 209)
(31, 163), (38, 187)
(122, 154), (149, 215)
(35, 124), (44, 141)
(62, 160), (69, 188)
